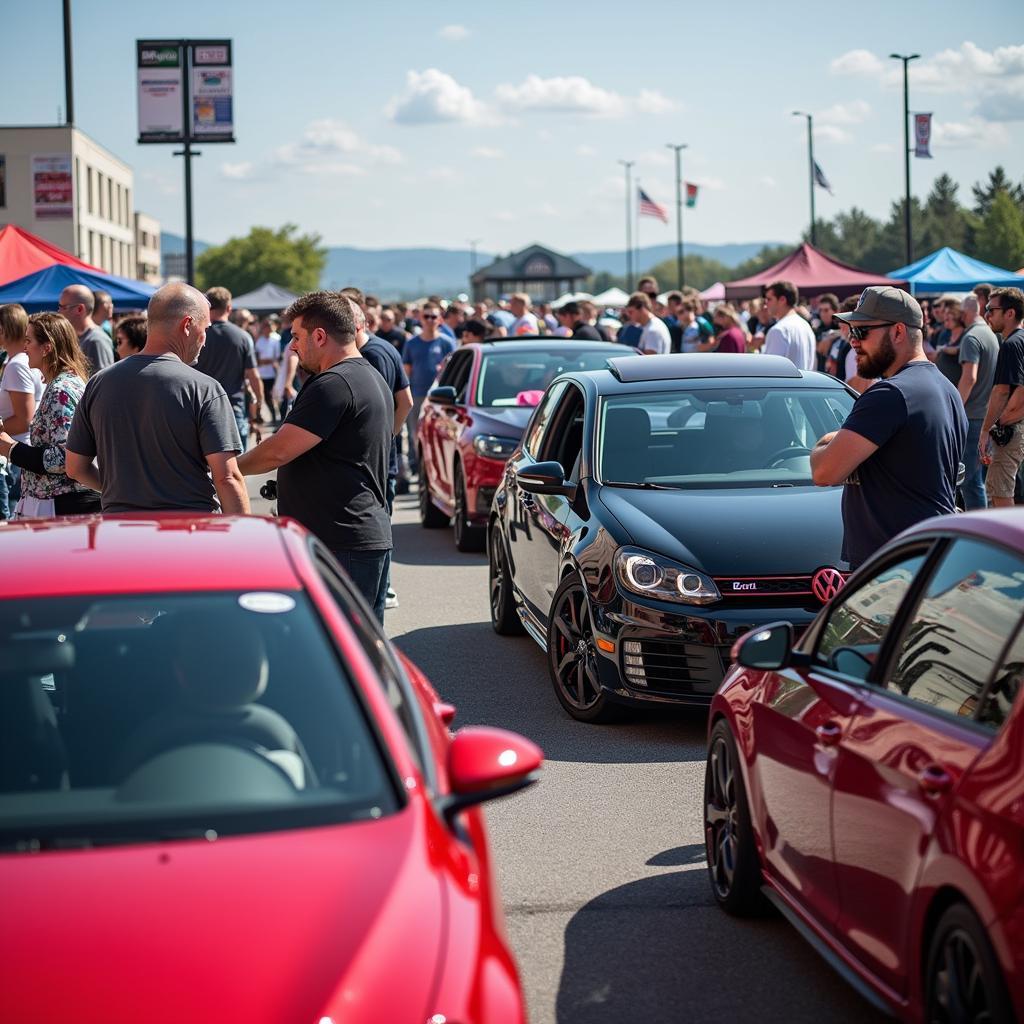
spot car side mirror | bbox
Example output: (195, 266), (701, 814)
(428, 386), (457, 406)
(732, 621), (795, 671)
(439, 726), (542, 824)
(516, 461), (575, 497)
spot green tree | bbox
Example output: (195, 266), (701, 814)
(972, 166), (1024, 217)
(975, 190), (1024, 271)
(921, 174), (972, 254)
(643, 253), (732, 292)
(195, 224), (327, 295)
(832, 207), (884, 268)
(862, 197), (926, 271)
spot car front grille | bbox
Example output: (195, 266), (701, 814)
(713, 572), (848, 606)
(621, 638), (725, 696)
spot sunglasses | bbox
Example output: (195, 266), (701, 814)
(422, 313), (439, 320)
(985, 305), (1003, 314)
(848, 321), (897, 342)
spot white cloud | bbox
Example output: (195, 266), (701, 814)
(813, 124), (851, 144)
(221, 161), (255, 180)
(830, 49), (884, 76)
(273, 119), (402, 166)
(976, 80), (1024, 122)
(438, 24), (470, 41)
(635, 89), (677, 114)
(932, 120), (1010, 149)
(816, 99), (871, 125)
(497, 74), (626, 116)
(472, 146), (504, 159)
(386, 68), (488, 125)
(911, 41), (1024, 92)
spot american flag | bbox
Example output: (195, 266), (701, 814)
(637, 186), (669, 224)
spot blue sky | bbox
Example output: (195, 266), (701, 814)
(3, 0), (1022, 254)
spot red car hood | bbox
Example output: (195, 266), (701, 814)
(1, 807), (445, 1024)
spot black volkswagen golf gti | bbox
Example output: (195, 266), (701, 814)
(488, 353), (857, 722)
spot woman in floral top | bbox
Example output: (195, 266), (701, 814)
(0, 312), (101, 517)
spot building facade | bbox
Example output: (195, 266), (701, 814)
(0, 125), (144, 279)
(134, 211), (161, 284)
(471, 243), (591, 303)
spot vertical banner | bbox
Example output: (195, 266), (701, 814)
(137, 41), (185, 143)
(190, 41), (234, 142)
(914, 113), (932, 158)
(685, 182), (698, 208)
(32, 154), (74, 219)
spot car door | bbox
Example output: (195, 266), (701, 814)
(504, 381), (568, 623)
(423, 350), (472, 506)
(437, 351), (474, 506)
(831, 536), (1024, 997)
(751, 547), (930, 937)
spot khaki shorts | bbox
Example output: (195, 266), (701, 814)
(986, 423), (1024, 499)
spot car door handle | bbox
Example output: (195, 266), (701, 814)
(918, 764), (953, 796)
(815, 721), (842, 746)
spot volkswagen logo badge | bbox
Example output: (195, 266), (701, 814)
(811, 567), (845, 604)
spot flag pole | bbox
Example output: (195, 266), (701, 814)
(792, 111), (815, 245)
(666, 143), (688, 289)
(891, 53), (920, 266)
(618, 160), (634, 290)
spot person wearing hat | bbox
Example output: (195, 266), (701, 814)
(810, 286), (967, 570)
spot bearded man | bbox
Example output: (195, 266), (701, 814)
(808, 287), (967, 570)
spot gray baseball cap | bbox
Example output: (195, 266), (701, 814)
(835, 286), (923, 328)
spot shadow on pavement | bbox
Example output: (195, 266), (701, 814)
(390, 514), (488, 568)
(554, 860), (888, 1024)
(395, 620), (708, 765)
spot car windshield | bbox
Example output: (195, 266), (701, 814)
(0, 591), (398, 851)
(598, 386), (855, 488)
(476, 348), (621, 407)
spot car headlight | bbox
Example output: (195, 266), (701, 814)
(613, 546), (721, 605)
(474, 435), (520, 459)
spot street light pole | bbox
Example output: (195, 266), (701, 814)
(618, 160), (634, 290)
(891, 53), (920, 266)
(792, 112), (815, 245)
(62, 0), (74, 125)
(666, 143), (688, 288)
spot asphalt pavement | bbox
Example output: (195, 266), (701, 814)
(248, 474), (886, 1024)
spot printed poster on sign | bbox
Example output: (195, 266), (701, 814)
(914, 113), (932, 159)
(137, 41), (185, 143)
(32, 154), (73, 219)
(191, 41), (234, 141)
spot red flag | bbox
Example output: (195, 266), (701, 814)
(685, 182), (699, 208)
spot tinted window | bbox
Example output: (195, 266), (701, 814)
(476, 349), (617, 408)
(0, 592), (397, 850)
(598, 387), (854, 487)
(524, 381), (567, 458)
(538, 384), (586, 475)
(980, 624), (1024, 730)
(887, 539), (1024, 721)
(440, 350), (472, 401)
(816, 553), (928, 679)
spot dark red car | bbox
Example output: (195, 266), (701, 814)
(704, 508), (1024, 1021)
(416, 338), (633, 550)
(0, 515), (540, 1024)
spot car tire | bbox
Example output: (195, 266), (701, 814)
(453, 463), (485, 552)
(546, 573), (621, 723)
(704, 718), (767, 917)
(925, 902), (1013, 1024)
(489, 527), (524, 636)
(418, 450), (449, 529)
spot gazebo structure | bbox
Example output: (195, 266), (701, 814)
(471, 244), (591, 303)
(888, 247), (1024, 294)
(724, 242), (903, 301)
(231, 282), (299, 315)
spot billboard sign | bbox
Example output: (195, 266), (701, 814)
(32, 154), (73, 219)
(190, 41), (234, 142)
(137, 40), (185, 143)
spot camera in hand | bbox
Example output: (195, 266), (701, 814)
(990, 423), (1014, 448)
(259, 479), (278, 501)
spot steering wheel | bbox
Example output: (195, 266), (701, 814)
(765, 445), (813, 467)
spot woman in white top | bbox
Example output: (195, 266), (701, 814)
(254, 317), (282, 422)
(0, 303), (44, 519)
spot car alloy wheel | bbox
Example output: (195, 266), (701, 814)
(703, 719), (765, 916)
(926, 903), (1012, 1024)
(489, 527), (524, 636)
(546, 574), (619, 722)
(453, 464), (485, 552)
(418, 449), (449, 529)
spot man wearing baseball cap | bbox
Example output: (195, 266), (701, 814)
(810, 286), (967, 570)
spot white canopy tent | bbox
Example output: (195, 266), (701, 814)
(591, 286), (630, 307)
(551, 290), (594, 307)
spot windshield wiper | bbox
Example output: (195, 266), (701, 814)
(0, 827), (218, 852)
(604, 481), (680, 490)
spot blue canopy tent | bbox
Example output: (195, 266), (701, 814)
(0, 263), (156, 312)
(888, 247), (1024, 295)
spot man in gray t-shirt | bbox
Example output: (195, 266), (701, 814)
(957, 294), (1000, 510)
(78, 325), (115, 376)
(67, 283), (249, 514)
(58, 284), (114, 375)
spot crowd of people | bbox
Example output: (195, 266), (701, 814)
(0, 273), (1022, 621)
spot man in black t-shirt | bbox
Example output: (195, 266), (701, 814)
(237, 292), (393, 621)
(979, 287), (1024, 508)
(196, 287), (264, 450)
(810, 286), (967, 569)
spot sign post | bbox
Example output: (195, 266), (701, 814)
(137, 38), (234, 283)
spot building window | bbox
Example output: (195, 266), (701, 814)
(107, 179), (113, 225)
(87, 168), (94, 215)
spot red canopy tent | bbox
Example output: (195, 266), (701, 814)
(724, 242), (905, 301)
(0, 225), (101, 286)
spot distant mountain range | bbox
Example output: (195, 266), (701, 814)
(161, 233), (785, 296)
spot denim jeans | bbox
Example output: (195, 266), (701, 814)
(234, 409), (249, 454)
(962, 418), (987, 510)
(331, 548), (391, 624)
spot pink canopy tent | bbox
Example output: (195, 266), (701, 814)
(724, 242), (904, 301)
(699, 281), (725, 301)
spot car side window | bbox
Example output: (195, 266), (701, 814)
(539, 384), (585, 480)
(438, 350), (471, 400)
(524, 381), (567, 458)
(815, 550), (929, 680)
(885, 538), (1024, 722)
(979, 622), (1024, 731)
